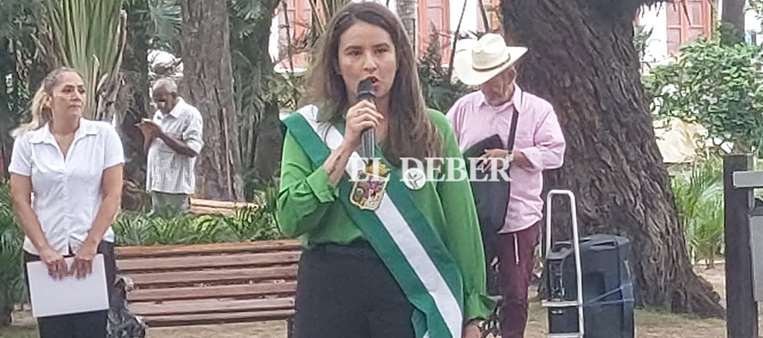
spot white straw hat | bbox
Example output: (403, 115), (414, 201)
(453, 33), (527, 86)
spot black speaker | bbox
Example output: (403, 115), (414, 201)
(545, 234), (635, 338)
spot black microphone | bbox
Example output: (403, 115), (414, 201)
(357, 78), (376, 159)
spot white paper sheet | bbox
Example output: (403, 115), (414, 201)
(26, 254), (109, 318)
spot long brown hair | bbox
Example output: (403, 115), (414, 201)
(12, 67), (82, 136)
(305, 2), (442, 166)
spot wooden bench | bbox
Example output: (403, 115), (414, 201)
(115, 240), (301, 336)
(189, 198), (259, 216)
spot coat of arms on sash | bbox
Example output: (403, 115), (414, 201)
(350, 162), (391, 211)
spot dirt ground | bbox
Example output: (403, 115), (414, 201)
(0, 265), (746, 338)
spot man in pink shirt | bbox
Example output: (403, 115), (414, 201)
(448, 33), (566, 338)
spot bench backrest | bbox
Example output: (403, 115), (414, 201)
(115, 240), (301, 327)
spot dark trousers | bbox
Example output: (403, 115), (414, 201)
(498, 222), (540, 338)
(23, 241), (117, 338)
(294, 241), (415, 338)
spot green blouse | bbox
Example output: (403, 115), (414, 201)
(276, 109), (495, 321)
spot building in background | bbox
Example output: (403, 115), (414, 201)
(269, 0), (762, 72)
(640, 1), (761, 163)
(269, 0), (502, 73)
(639, 1), (761, 68)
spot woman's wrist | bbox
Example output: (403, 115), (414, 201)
(464, 318), (481, 328)
(31, 235), (53, 253)
(83, 235), (101, 247)
(339, 139), (359, 155)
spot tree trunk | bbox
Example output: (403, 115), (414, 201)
(397, 0), (417, 52)
(247, 4), (282, 187)
(121, 0), (153, 210)
(501, 0), (724, 317)
(721, 0), (746, 42)
(180, 0), (244, 201)
(251, 101), (282, 186)
(0, 304), (10, 327)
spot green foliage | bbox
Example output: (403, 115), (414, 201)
(251, 182), (279, 228)
(269, 73), (305, 114)
(217, 206), (280, 242)
(39, 0), (127, 120)
(146, 0), (181, 51)
(417, 28), (469, 113)
(0, 0), (39, 43)
(0, 0), (37, 160)
(123, 0), (182, 53)
(752, 0), (763, 26)
(643, 37), (763, 152)
(229, 0), (291, 189)
(671, 156), (724, 267)
(113, 197), (282, 246)
(305, 0), (351, 46)
(113, 213), (222, 245)
(0, 184), (25, 327)
(634, 23), (653, 63)
(229, 0), (307, 113)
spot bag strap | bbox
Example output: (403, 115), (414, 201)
(501, 91), (522, 223)
(505, 91), (522, 151)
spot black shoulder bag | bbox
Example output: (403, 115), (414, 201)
(462, 97), (521, 295)
(463, 104), (520, 232)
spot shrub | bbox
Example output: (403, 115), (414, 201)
(671, 157), (724, 267)
(0, 184), (24, 326)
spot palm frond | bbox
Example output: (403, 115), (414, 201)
(146, 0), (181, 51)
(0, 183), (25, 320)
(671, 156), (724, 266)
(305, 0), (350, 46)
(40, 0), (126, 120)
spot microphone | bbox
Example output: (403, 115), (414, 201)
(357, 78), (376, 159)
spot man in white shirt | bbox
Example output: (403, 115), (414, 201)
(137, 78), (204, 216)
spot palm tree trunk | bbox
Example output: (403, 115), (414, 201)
(231, 0), (282, 193)
(120, 0), (154, 210)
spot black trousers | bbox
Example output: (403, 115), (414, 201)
(23, 241), (117, 338)
(294, 241), (416, 338)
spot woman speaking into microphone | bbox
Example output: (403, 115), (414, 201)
(277, 2), (494, 338)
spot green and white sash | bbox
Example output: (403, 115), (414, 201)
(283, 105), (465, 338)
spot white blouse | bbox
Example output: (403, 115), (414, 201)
(9, 119), (125, 255)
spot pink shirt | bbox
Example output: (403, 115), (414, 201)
(446, 86), (566, 233)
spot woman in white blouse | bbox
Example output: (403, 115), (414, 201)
(9, 67), (124, 338)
